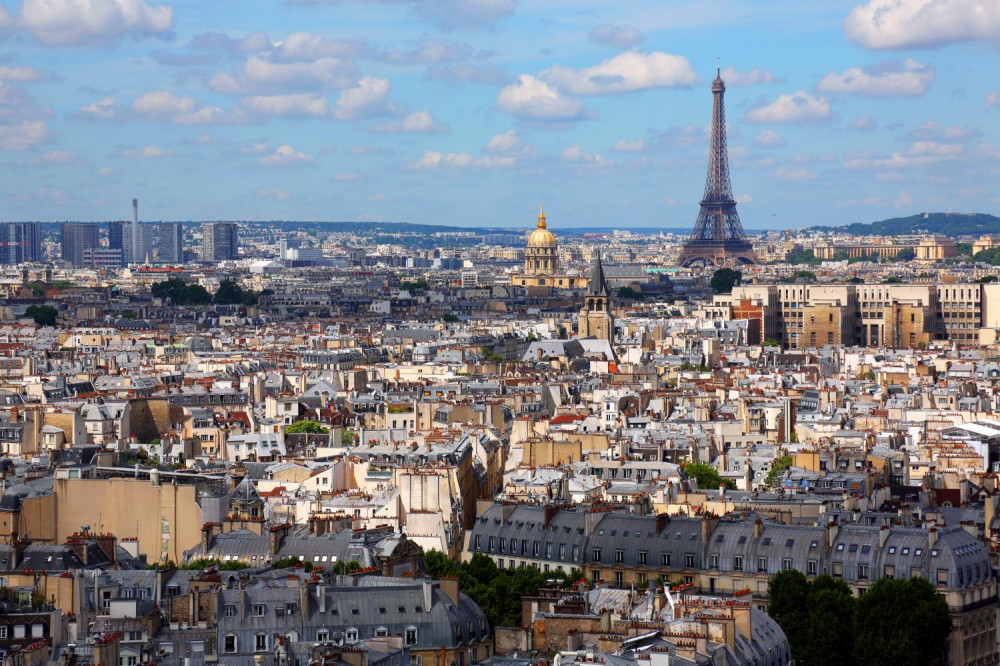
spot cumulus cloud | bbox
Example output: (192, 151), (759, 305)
(850, 115), (878, 131)
(372, 110), (449, 133)
(987, 91), (999, 111)
(906, 140), (963, 156)
(482, 129), (532, 157)
(290, 0), (515, 31)
(540, 51), (698, 95)
(241, 93), (328, 117)
(612, 138), (645, 152)
(240, 140), (270, 154)
(0, 0), (173, 47)
(844, 0), (1000, 49)
(375, 39), (473, 65)
(425, 63), (508, 84)
(259, 144), (313, 166)
(257, 187), (290, 199)
(272, 32), (367, 61)
(721, 66), (783, 86)
(894, 191), (914, 208)
(131, 91), (234, 125)
(333, 77), (394, 120)
(76, 96), (120, 120)
(587, 24), (644, 49)
(561, 145), (611, 166)
(753, 130), (786, 149)
(769, 167), (818, 181)
(28, 150), (74, 164)
(745, 92), (831, 124)
(119, 145), (173, 158)
(905, 121), (980, 141)
(816, 59), (934, 97)
(497, 74), (590, 121)
(210, 55), (357, 95)
(0, 64), (46, 82)
(407, 150), (514, 169)
(0, 120), (47, 150)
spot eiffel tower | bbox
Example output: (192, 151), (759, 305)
(676, 64), (758, 268)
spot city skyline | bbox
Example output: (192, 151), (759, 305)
(1, 0), (998, 228)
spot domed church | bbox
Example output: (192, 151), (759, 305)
(511, 204), (588, 290)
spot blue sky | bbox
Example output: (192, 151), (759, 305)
(1, 0), (998, 229)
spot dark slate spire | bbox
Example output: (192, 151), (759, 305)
(587, 250), (610, 297)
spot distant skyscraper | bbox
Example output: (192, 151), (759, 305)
(201, 222), (239, 262)
(122, 224), (154, 264)
(157, 222), (184, 263)
(61, 223), (100, 267)
(0, 222), (41, 264)
(108, 220), (124, 250)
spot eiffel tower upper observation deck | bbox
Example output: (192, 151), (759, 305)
(676, 65), (758, 268)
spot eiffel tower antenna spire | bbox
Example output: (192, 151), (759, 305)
(676, 63), (758, 268)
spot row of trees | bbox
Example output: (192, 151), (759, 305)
(423, 550), (580, 628)
(151, 278), (259, 306)
(768, 569), (952, 666)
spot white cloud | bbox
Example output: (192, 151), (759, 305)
(735, 194), (752, 204)
(541, 51), (698, 95)
(260, 144), (313, 166)
(210, 55), (357, 95)
(119, 145), (173, 158)
(0, 120), (47, 150)
(131, 91), (232, 125)
(612, 138), (645, 152)
(987, 91), (999, 111)
(588, 24), (644, 49)
(290, 0), (515, 31)
(816, 59), (934, 97)
(375, 39), (473, 65)
(894, 191), (914, 208)
(769, 167), (817, 181)
(561, 145), (611, 166)
(483, 129), (532, 156)
(745, 92), (832, 124)
(0, 0), (173, 47)
(77, 96), (120, 120)
(496, 74), (590, 121)
(721, 66), (783, 86)
(875, 171), (903, 181)
(273, 32), (367, 61)
(29, 150), (74, 164)
(407, 150), (514, 169)
(372, 110), (449, 133)
(753, 130), (786, 149)
(0, 64), (45, 81)
(906, 121), (980, 141)
(844, 0), (1000, 49)
(906, 140), (963, 156)
(241, 93), (328, 117)
(240, 140), (270, 154)
(333, 77), (393, 120)
(257, 187), (291, 199)
(850, 115), (877, 131)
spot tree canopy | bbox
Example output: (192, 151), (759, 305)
(768, 569), (952, 666)
(151, 278), (212, 305)
(25, 305), (57, 326)
(285, 420), (330, 434)
(765, 455), (793, 487)
(684, 461), (736, 490)
(423, 550), (580, 628)
(710, 268), (742, 294)
(214, 279), (259, 305)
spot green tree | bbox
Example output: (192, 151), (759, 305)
(762, 338), (781, 348)
(977, 275), (998, 283)
(341, 429), (356, 446)
(793, 270), (817, 282)
(616, 286), (640, 300)
(832, 250), (850, 261)
(684, 462), (736, 490)
(765, 455), (793, 487)
(25, 305), (58, 326)
(151, 278), (212, 305)
(710, 268), (742, 294)
(882, 276), (903, 284)
(285, 420), (330, 434)
(847, 276), (865, 284)
(214, 279), (258, 305)
(853, 577), (952, 666)
(331, 560), (362, 574)
(895, 247), (916, 261)
(768, 571), (856, 666)
(783, 249), (821, 265)
(956, 242), (973, 256)
(400, 279), (429, 292)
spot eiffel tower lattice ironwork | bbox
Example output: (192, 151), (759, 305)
(677, 64), (758, 268)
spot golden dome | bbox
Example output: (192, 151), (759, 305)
(527, 202), (557, 247)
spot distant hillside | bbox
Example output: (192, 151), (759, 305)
(825, 212), (1000, 237)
